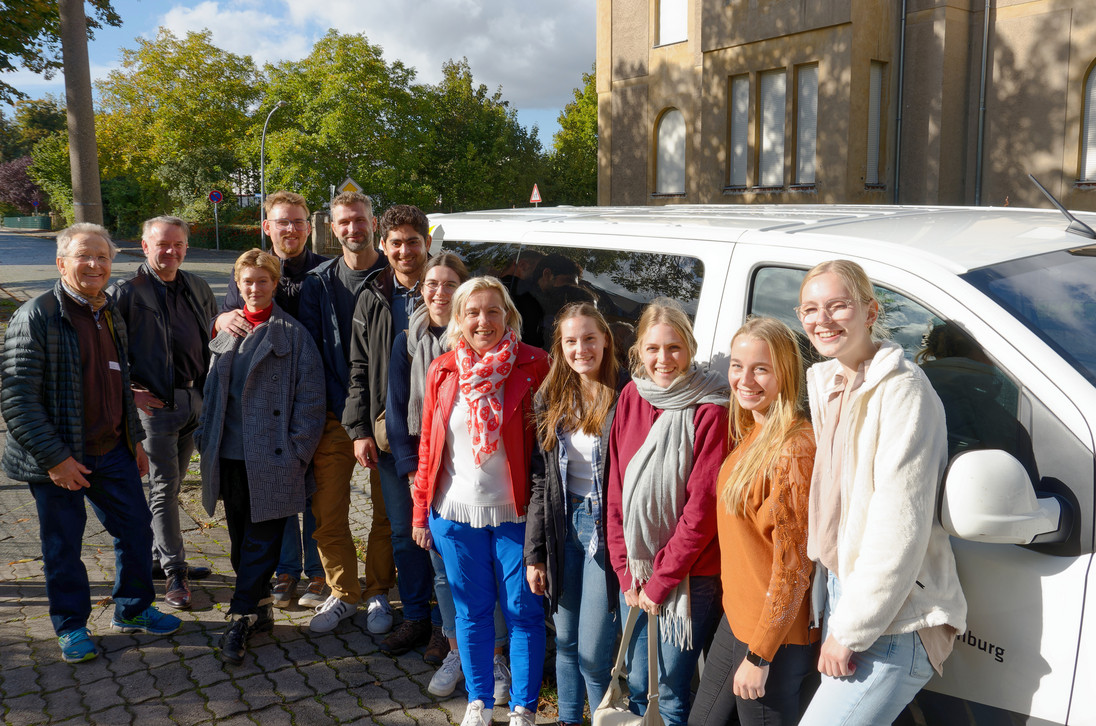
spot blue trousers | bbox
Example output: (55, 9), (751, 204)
(278, 497), (323, 580)
(379, 452), (437, 622)
(430, 510), (545, 710)
(799, 573), (933, 726)
(29, 441), (155, 636)
(554, 493), (618, 723)
(621, 574), (723, 726)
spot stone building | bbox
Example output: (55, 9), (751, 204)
(597, 0), (1096, 210)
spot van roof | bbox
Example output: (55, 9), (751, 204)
(429, 204), (1096, 273)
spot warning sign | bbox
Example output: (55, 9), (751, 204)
(530, 183), (542, 205)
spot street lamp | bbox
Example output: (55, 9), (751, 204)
(259, 100), (286, 251)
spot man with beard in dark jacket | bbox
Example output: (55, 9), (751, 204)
(342, 204), (434, 652)
(109, 216), (217, 610)
(1, 223), (181, 665)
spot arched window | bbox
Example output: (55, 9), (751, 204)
(656, 109), (686, 194)
(1082, 66), (1096, 181)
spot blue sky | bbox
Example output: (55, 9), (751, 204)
(8, 0), (596, 145)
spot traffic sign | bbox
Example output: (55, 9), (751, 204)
(209, 190), (223, 204)
(530, 183), (542, 205)
(338, 177), (363, 194)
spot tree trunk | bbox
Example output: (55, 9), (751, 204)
(58, 0), (103, 225)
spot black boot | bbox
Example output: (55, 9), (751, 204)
(218, 614), (252, 665)
(254, 603), (274, 634)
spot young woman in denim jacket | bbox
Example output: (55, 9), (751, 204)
(525, 303), (624, 726)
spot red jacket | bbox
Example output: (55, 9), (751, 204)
(412, 342), (550, 528)
(606, 382), (729, 604)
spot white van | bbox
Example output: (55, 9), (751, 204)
(428, 204), (1096, 726)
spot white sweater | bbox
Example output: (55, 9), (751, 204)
(807, 340), (967, 651)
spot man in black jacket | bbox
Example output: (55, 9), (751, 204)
(109, 216), (217, 609)
(1, 223), (181, 664)
(214, 190), (328, 330)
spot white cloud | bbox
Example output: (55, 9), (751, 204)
(157, 1), (313, 68)
(164, 0), (595, 110)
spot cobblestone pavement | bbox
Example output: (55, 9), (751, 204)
(0, 231), (560, 725)
(0, 428), (560, 726)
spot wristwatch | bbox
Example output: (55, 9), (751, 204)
(745, 649), (771, 667)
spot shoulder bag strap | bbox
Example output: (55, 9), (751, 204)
(610, 606), (641, 680)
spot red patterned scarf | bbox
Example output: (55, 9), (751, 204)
(455, 328), (519, 467)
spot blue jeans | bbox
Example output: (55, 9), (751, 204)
(798, 573), (933, 726)
(555, 493), (618, 723)
(621, 573), (723, 726)
(277, 497), (323, 580)
(379, 452), (436, 622)
(430, 510), (545, 710)
(29, 441), (156, 636)
(430, 547), (508, 646)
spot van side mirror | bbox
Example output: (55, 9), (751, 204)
(940, 450), (1069, 545)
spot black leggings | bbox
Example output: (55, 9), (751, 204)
(688, 616), (818, 726)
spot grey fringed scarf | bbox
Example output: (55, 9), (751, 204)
(406, 305), (449, 435)
(622, 365), (728, 649)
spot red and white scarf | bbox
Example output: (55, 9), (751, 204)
(455, 328), (519, 467)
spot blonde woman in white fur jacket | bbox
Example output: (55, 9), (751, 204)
(796, 260), (966, 726)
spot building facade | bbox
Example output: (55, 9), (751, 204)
(597, 0), (1096, 210)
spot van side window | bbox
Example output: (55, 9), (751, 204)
(442, 240), (704, 353)
(749, 265), (1033, 478)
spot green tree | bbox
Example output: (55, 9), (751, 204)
(257, 30), (424, 210)
(95, 28), (261, 219)
(27, 130), (73, 223)
(547, 66), (597, 206)
(421, 58), (545, 212)
(0, 0), (120, 103)
(12, 96), (66, 156)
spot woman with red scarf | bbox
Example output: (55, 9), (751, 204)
(411, 276), (549, 726)
(196, 249), (325, 666)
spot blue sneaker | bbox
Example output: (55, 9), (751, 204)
(58, 627), (99, 663)
(111, 606), (182, 635)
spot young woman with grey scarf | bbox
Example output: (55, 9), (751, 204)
(605, 299), (730, 725)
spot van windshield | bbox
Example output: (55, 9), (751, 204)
(963, 248), (1096, 384)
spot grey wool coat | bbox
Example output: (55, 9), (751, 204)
(195, 304), (326, 523)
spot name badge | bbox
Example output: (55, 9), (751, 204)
(108, 360), (121, 371)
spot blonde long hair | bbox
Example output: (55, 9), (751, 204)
(536, 303), (619, 450)
(720, 317), (810, 516)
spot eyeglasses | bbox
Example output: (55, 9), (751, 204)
(424, 281), (460, 293)
(66, 254), (111, 265)
(794, 298), (860, 322)
(270, 218), (309, 230)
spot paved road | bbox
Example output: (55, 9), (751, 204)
(0, 230), (237, 304)
(0, 229), (559, 725)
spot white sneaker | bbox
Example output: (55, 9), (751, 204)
(366, 594), (393, 634)
(493, 652), (511, 703)
(508, 705), (536, 726)
(460, 699), (490, 726)
(308, 595), (355, 633)
(428, 649), (464, 697)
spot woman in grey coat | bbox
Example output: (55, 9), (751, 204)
(196, 248), (325, 666)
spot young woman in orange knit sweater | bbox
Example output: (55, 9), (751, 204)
(688, 317), (819, 726)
